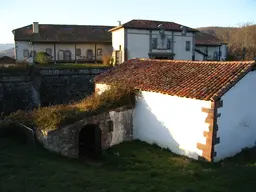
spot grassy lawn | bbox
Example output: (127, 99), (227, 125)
(35, 63), (110, 69)
(0, 63), (109, 72)
(0, 138), (256, 192)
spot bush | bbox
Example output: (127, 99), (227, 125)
(4, 84), (136, 132)
(35, 52), (50, 64)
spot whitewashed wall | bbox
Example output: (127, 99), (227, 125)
(126, 29), (194, 61)
(95, 83), (110, 95)
(195, 51), (204, 61)
(112, 28), (125, 62)
(133, 91), (212, 160)
(195, 45), (227, 61)
(220, 44), (227, 60)
(214, 71), (256, 162)
(15, 41), (112, 63)
(173, 32), (193, 60)
(15, 41), (32, 63)
(127, 29), (150, 60)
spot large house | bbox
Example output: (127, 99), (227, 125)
(94, 59), (256, 162)
(12, 22), (113, 63)
(12, 20), (227, 64)
(110, 20), (227, 64)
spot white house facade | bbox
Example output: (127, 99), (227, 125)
(13, 20), (227, 64)
(13, 22), (113, 64)
(109, 19), (227, 64)
(94, 59), (256, 162)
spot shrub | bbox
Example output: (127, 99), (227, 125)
(35, 52), (50, 64)
(4, 84), (136, 132)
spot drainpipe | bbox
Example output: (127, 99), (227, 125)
(219, 45), (221, 61)
(54, 43), (56, 64)
(32, 43), (35, 64)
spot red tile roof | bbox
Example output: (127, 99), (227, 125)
(195, 32), (225, 46)
(94, 59), (255, 101)
(109, 19), (198, 32)
(13, 24), (114, 43)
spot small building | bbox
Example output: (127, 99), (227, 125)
(109, 19), (227, 64)
(12, 22), (114, 64)
(195, 32), (227, 61)
(94, 59), (256, 162)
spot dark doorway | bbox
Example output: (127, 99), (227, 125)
(155, 56), (168, 59)
(79, 124), (102, 159)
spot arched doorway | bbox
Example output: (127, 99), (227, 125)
(79, 124), (102, 159)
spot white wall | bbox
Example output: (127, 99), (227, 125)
(196, 45), (227, 61)
(126, 29), (194, 61)
(112, 28), (125, 62)
(95, 83), (110, 95)
(214, 71), (256, 161)
(15, 41), (112, 63)
(173, 32), (193, 60)
(127, 29), (150, 60)
(195, 51), (204, 61)
(133, 91), (212, 160)
(15, 41), (32, 63)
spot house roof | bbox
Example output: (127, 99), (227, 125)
(13, 24), (114, 43)
(109, 19), (198, 32)
(94, 59), (255, 101)
(195, 32), (225, 46)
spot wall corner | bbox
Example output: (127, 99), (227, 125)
(197, 99), (222, 162)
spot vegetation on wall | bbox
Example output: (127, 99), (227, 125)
(199, 23), (256, 60)
(4, 84), (136, 132)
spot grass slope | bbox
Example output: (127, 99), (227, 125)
(0, 139), (256, 192)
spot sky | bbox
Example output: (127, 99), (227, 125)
(1, 0), (256, 43)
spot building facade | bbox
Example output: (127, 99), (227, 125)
(13, 22), (113, 64)
(94, 59), (256, 162)
(13, 20), (227, 64)
(109, 19), (227, 64)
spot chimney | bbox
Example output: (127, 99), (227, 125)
(33, 22), (39, 33)
(118, 21), (121, 26)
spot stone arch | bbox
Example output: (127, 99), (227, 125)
(78, 124), (102, 159)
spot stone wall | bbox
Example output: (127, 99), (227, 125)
(0, 67), (109, 115)
(0, 74), (40, 115)
(36, 107), (134, 158)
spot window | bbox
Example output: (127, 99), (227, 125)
(108, 120), (113, 132)
(152, 38), (157, 49)
(213, 51), (219, 60)
(167, 39), (172, 50)
(46, 48), (52, 55)
(75, 48), (81, 56)
(185, 41), (191, 51)
(23, 49), (29, 57)
(97, 48), (103, 56)
(87, 49), (93, 59)
(219, 50), (222, 57)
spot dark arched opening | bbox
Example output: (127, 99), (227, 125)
(79, 124), (102, 159)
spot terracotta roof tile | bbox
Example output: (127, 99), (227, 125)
(13, 24), (114, 43)
(94, 59), (255, 101)
(195, 32), (225, 46)
(110, 19), (198, 32)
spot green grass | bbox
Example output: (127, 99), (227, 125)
(35, 63), (110, 69)
(0, 63), (110, 73)
(1, 138), (256, 192)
